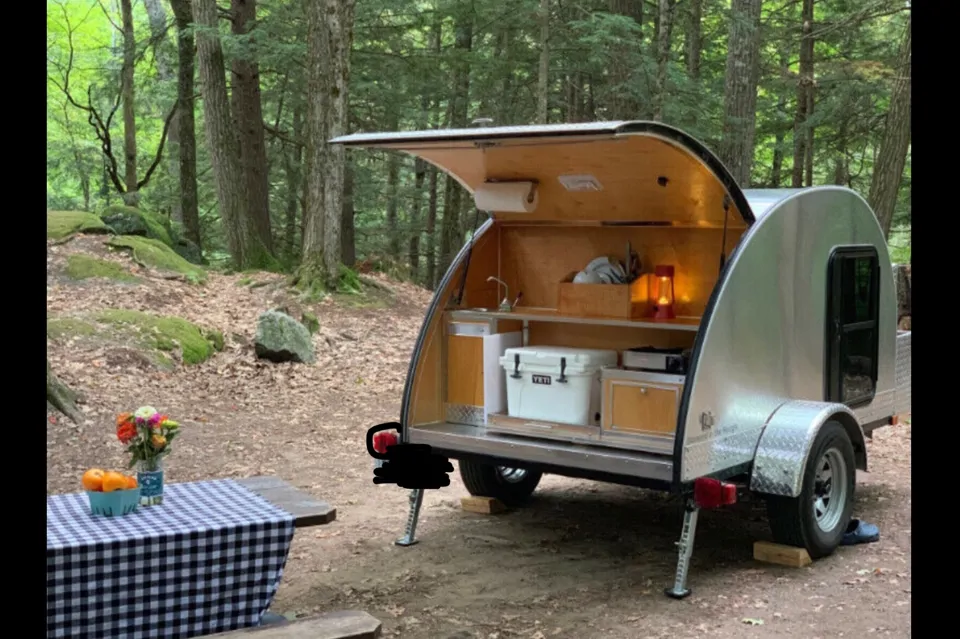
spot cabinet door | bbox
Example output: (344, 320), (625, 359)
(602, 380), (680, 436)
(446, 334), (484, 407)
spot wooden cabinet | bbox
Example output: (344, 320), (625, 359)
(601, 369), (683, 450)
(443, 320), (523, 427)
(446, 334), (485, 407)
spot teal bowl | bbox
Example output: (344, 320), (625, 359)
(87, 488), (141, 517)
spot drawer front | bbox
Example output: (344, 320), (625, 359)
(446, 334), (484, 407)
(602, 380), (680, 436)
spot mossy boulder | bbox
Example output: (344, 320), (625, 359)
(99, 205), (174, 247)
(254, 310), (316, 364)
(173, 236), (204, 265)
(95, 309), (220, 365)
(65, 255), (139, 283)
(48, 211), (111, 240)
(106, 236), (206, 283)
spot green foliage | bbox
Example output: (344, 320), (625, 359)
(47, 211), (110, 240)
(65, 255), (139, 283)
(95, 309), (219, 365)
(47, 317), (98, 339)
(202, 329), (225, 352)
(301, 311), (320, 335)
(47, 0), (912, 283)
(336, 265), (363, 295)
(106, 236), (207, 283)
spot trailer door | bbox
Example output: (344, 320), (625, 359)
(825, 246), (881, 406)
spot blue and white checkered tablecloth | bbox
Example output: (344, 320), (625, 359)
(46, 478), (296, 639)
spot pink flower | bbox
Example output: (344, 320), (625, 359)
(148, 412), (163, 426)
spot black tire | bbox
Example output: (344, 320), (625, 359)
(458, 459), (543, 506)
(765, 420), (856, 559)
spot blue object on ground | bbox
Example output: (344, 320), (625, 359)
(841, 518), (880, 546)
(260, 612), (287, 626)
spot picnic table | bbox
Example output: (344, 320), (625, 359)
(46, 476), (335, 639)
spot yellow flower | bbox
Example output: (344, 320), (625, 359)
(151, 434), (167, 449)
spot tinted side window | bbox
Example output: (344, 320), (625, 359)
(827, 247), (880, 407)
(840, 256), (876, 324)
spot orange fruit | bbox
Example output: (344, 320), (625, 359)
(82, 468), (105, 492)
(125, 476), (137, 489)
(102, 471), (129, 493)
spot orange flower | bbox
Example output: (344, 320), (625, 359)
(116, 412), (133, 427)
(117, 422), (137, 444)
(151, 434), (167, 449)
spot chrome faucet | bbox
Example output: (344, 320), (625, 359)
(486, 276), (512, 312)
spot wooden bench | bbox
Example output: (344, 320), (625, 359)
(237, 476), (337, 527)
(211, 611), (381, 639)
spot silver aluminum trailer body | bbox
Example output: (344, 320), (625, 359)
(333, 121), (912, 597)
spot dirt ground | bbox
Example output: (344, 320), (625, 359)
(47, 236), (911, 638)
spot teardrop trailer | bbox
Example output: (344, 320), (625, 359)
(336, 121), (912, 598)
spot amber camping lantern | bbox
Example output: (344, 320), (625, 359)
(650, 265), (676, 320)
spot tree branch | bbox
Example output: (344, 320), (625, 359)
(263, 122), (304, 148)
(96, 0), (122, 33)
(137, 99), (180, 190)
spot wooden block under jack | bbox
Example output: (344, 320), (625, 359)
(461, 496), (506, 514)
(753, 541), (812, 568)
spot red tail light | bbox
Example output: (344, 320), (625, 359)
(372, 431), (399, 454)
(693, 477), (737, 509)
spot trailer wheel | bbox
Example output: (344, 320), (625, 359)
(458, 459), (543, 506)
(765, 420), (856, 559)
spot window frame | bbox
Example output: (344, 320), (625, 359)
(824, 245), (881, 408)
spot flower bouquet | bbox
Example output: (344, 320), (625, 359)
(116, 406), (180, 506)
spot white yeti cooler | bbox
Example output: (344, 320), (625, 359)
(499, 346), (618, 426)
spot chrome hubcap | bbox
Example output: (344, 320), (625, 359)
(497, 467), (527, 483)
(813, 448), (848, 533)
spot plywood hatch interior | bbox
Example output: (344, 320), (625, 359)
(330, 122), (752, 428)
(332, 124), (750, 226)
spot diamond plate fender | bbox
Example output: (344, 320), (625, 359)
(749, 400), (866, 498)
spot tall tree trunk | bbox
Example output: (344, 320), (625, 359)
(231, 0), (274, 255)
(425, 168), (439, 289)
(718, 0), (763, 186)
(833, 99), (850, 186)
(684, 0), (702, 79)
(194, 0), (249, 268)
(495, 26), (513, 124)
(438, 6), (473, 277)
(423, 14), (442, 289)
(385, 152), (401, 258)
(120, 0), (138, 205)
(770, 50), (789, 188)
(804, 90), (815, 186)
(341, 154), (356, 267)
(282, 104), (303, 259)
(607, 0), (644, 120)
(409, 158), (426, 282)
(144, 0), (181, 223)
(168, 0), (201, 248)
(302, 0), (356, 285)
(792, 0), (815, 187)
(537, 0), (550, 124)
(653, 0), (674, 121)
(869, 14), (911, 238)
